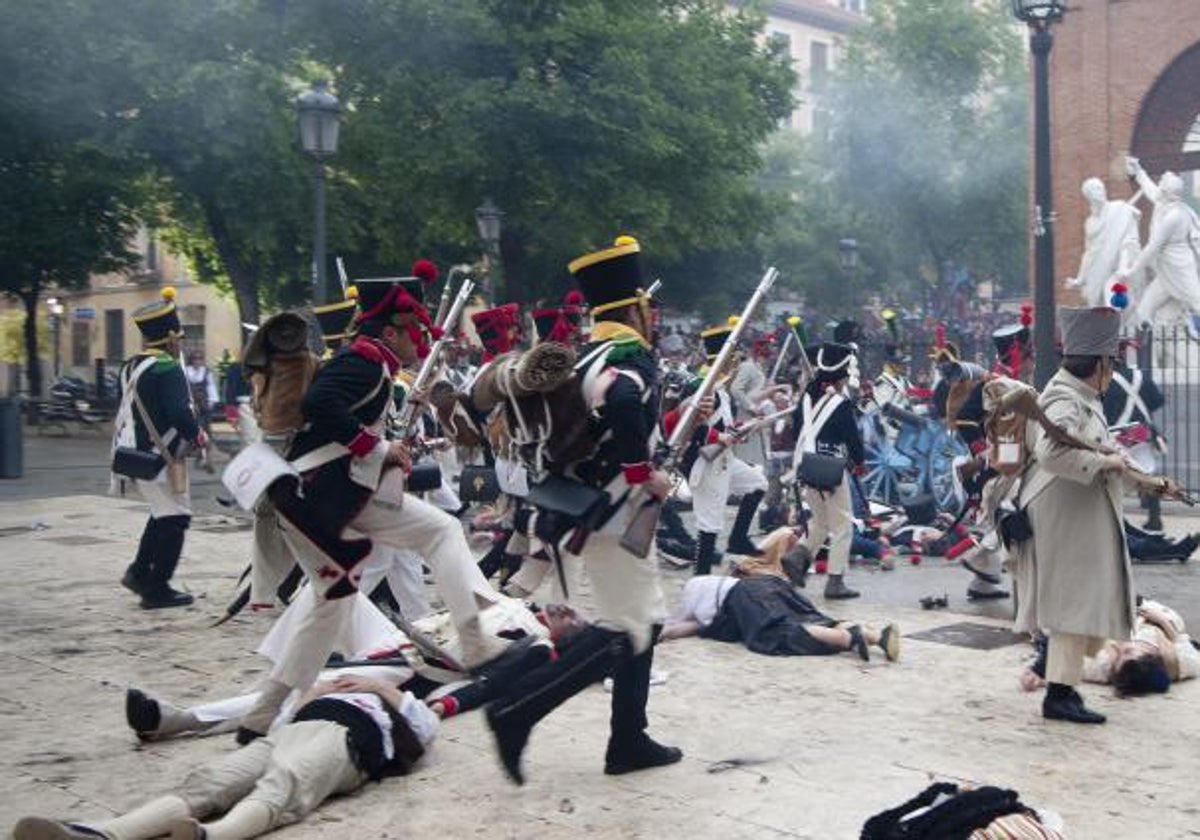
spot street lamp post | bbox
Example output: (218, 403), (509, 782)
(1012, 0), (1065, 388)
(296, 81), (342, 306)
(475, 198), (505, 301)
(47, 297), (64, 380)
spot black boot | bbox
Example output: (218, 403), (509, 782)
(605, 627), (681, 776)
(140, 515), (194, 610)
(694, 531), (718, 576)
(1042, 682), (1106, 724)
(658, 501), (696, 552)
(726, 490), (765, 556)
(122, 518), (159, 595)
(486, 625), (623, 784)
(1143, 493), (1163, 533)
(824, 573), (860, 600)
(477, 535), (511, 580)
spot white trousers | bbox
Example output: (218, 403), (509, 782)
(180, 720), (365, 828)
(137, 464), (191, 518)
(249, 500), (293, 606)
(274, 493), (506, 688)
(802, 477), (852, 576)
(571, 506), (667, 655)
(689, 454), (767, 534)
(358, 546), (432, 620)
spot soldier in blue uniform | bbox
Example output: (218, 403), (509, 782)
(486, 236), (682, 784)
(115, 287), (204, 610)
(234, 268), (531, 742)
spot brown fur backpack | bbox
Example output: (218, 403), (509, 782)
(242, 313), (321, 435)
(469, 342), (604, 475)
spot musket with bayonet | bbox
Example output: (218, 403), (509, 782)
(769, 330), (795, 382)
(697, 404), (795, 462)
(394, 278), (475, 440)
(619, 266), (780, 558)
(335, 257), (350, 298)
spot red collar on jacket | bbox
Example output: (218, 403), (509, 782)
(350, 334), (401, 376)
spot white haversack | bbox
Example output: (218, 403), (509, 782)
(222, 442), (298, 510)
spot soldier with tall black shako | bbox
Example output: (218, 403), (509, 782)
(1103, 341), (1167, 531)
(792, 342), (866, 600)
(114, 287), (204, 610)
(486, 236), (682, 784)
(313, 288), (359, 355)
(235, 263), (534, 743)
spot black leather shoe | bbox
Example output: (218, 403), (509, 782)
(120, 570), (146, 595)
(125, 688), (161, 739)
(605, 734), (683, 776)
(140, 588), (195, 610)
(486, 704), (530, 785)
(824, 574), (860, 600)
(1043, 688), (1106, 724)
(966, 587), (1010, 601)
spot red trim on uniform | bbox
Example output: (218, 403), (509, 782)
(663, 409), (681, 438)
(350, 334), (401, 376)
(441, 696), (460, 717)
(622, 462), (652, 484)
(706, 428), (721, 445)
(348, 428), (380, 458)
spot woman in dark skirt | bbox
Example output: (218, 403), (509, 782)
(661, 529), (901, 662)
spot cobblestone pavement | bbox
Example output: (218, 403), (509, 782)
(1, 434), (1200, 837)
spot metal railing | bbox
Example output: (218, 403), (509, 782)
(1137, 324), (1200, 496)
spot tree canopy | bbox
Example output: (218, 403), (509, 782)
(822, 0), (1028, 307)
(2, 0), (1028, 362)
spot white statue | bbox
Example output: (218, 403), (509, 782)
(1064, 177), (1143, 316)
(1123, 157), (1200, 335)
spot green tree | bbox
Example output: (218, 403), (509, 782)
(824, 0), (1028, 305)
(0, 149), (142, 397)
(309, 0), (795, 303)
(0, 0), (143, 396)
(106, 1), (319, 324)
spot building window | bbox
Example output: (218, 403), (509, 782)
(71, 321), (91, 368)
(810, 41), (829, 90)
(840, 0), (866, 13)
(104, 309), (125, 364)
(768, 30), (792, 58)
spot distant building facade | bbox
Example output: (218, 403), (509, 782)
(749, 0), (867, 134)
(1, 228), (243, 394)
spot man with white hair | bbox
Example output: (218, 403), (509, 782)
(1124, 157), (1200, 334)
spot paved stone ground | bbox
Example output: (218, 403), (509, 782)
(2, 433), (1200, 838)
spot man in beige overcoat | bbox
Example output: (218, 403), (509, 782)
(1012, 306), (1135, 724)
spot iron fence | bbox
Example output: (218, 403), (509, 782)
(1138, 324), (1200, 496)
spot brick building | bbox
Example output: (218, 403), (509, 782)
(1047, 0), (1200, 304)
